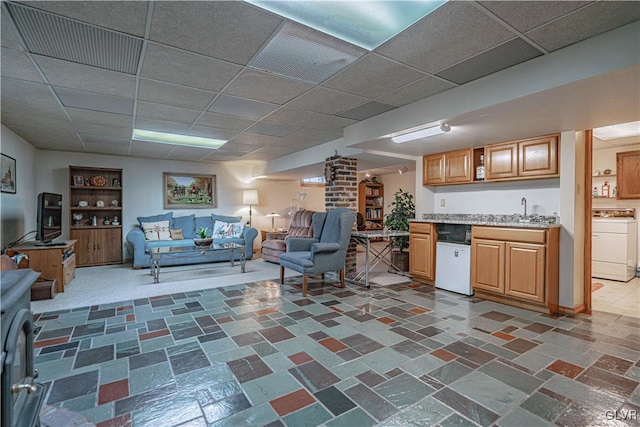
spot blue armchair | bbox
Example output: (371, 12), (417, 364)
(279, 208), (356, 296)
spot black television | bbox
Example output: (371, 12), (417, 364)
(36, 192), (63, 244)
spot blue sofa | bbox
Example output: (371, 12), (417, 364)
(126, 212), (257, 269)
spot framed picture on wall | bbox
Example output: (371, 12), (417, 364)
(73, 175), (84, 186)
(1, 153), (16, 194)
(163, 172), (217, 209)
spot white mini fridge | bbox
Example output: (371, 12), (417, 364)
(435, 242), (473, 296)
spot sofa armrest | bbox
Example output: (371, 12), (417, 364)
(126, 227), (147, 267)
(287, 237), (318, 252)
(242, 226), (258, 256)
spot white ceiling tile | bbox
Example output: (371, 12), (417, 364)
(136, 101), (202, 125)
(9, 125), (83, 150)
(81, 135), (130, 146)
(188, 126), (238, 141)
(323, 53), (425, 98)
(228, 133), (282, 147)
(54, 86), (134, 115)
(1, 114), (73, 132)
(1, 77), (68, 120)
(1, 47), (43, 82)
(308, 116), (358, 133)
(129, 140), (175, 157)
(246, 122), (301, 137)
(479, 1), (592, 33)
(66, 108), (133, 128)
(149, 1), (282, 65)
(83, 141), (130, 156)
(2, 8), (24, 50)
(138, 79), (216, 111)
(195, 113), (255, 132)
(262, 108), (328, 128)
(285, 87), (368, 115)
(74, 123), (132, 139)
(207, 95), (278, 120)
(376, 1), (514, 73)
(337, 101), (396, 121)
(33, 54), (135, 97)
(526, 1), (640, 52)
(223, 69), (313, 105)
(141, 43), (242, 92)
(377, 76), (456, 107)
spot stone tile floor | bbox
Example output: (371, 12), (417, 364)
(33, 276), (640, 426)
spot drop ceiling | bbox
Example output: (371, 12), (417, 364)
(1, 1), (639, 176)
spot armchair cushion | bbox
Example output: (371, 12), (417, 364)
(261, 210), (317, 263)
(311, 242), (340, 256)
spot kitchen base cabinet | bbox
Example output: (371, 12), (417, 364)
(409, 223), (436, 283)
(471, 226), (559, 314)
(71, 228), (122, 267)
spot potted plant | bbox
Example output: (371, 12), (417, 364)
(384, 188), (415, 271)
(194, 226), (212, 246)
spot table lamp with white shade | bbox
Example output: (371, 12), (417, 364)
(265, 212), (281, 231)
(243, 189), (259, 226)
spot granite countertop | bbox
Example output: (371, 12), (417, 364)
(411, 213), (561, 229)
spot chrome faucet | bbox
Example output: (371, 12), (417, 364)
(521, 197), (527, 216)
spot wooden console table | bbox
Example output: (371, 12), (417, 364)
(10, 240), (76, 293)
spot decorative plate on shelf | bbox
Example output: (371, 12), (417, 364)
(603, 169), (612, 175)
(90, 175), (107, 187)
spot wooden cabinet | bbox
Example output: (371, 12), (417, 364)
(358, 182), (384, 231)
(423, 153), (445, 185)
(518, 135), (558, 177)
(445, 149), (472, 183)
(423, 149), (471, 185)
(409, 222), (436, 282)
(424, 134), (559, 186)
(616, 150), (640, 199)
(485, 142), (518, 180)
(471, 226), (559, 314)
(69, 166), (123, 266)
(10, 240), (76, 293)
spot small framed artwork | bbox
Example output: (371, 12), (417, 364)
(73, 175), (84, 186)
(1, 154), (16, 194)
(163, 172), (217, 209)
(111, 178), (120, 187)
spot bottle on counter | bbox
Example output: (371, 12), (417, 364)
(593, 187), (598, 197)
(602, 181), (610, 198)
(476, 155), (485, 181)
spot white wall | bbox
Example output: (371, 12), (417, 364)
(381, 171), (417, 214)
(432, 180), (560, 215)
(1, 125), (38, 250)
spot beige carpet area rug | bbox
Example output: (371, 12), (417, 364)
(31, 259), (293, 314)
(31, 257), (411, 314)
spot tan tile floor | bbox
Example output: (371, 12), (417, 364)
(592, 277), (640, 318)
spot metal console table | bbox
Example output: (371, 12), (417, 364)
(350, 230), (411, 289)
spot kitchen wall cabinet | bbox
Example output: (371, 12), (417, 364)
(409, 222), (436, 282)
(423, 153), (445, 185)
(423, 134), (559, 186)
(471, 226), (559, 314)
(423, 149), (471, 185)
(616, 150), (640, 199)
(69, 166), (123, 266)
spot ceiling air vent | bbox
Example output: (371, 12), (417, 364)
(54, 86), (134, 115)
(436, 38), (544, 85)
(249, 22), (367, 85)
(6, 3), (142, 74)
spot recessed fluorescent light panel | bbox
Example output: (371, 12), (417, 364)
(593, 121), (640, 140)
(132, 129), (226, 149)
(392, 123), (450, 144)
(247, 1), (447, 50)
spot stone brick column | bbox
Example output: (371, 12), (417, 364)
(324, 155), (358, 279)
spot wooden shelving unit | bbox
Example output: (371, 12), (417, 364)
(69, 166), (123, 266)
(358, 182), (384, 232)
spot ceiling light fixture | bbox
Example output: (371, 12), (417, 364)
(392, 123), (451, 144)
(247, 0), (447, 50)
(398, 166), (408, 175)
(132, 129), (227, 149)
(593, 121), (640, 140)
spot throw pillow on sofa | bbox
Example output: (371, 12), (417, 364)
(137, 211), (173, 226)
(169, 229), (184, 240)
(172, 214), (195, 238)
(212, 214), (242, 224)
(212, 220), (245, 238)
(141, 220), (171, 240)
